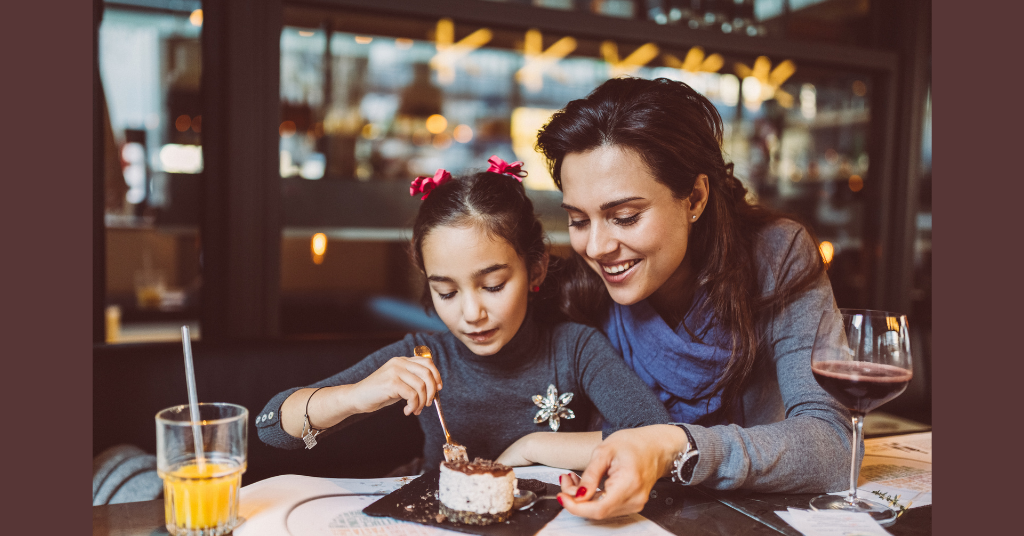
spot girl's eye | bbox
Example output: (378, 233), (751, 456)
(568, 218), (589, 229)
(437, 290), (456, 300)
(483, 283), (506, 293)
(613, 214), (641, 226)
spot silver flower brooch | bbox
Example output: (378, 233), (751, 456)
(532, 384), (575, 431)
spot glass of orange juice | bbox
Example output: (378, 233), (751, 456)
(156, 403), (247, 536)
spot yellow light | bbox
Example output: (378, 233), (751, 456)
(189, 9), (203, 27)
(279, 121), (296, 138)
(849, 175), (864, 192)
(601, 41), (660, 77)
(298, 31), (315, 37)
(819, 241), (834, 266)
(516, 29), (577, 92)
(425, 114), (448, 134)
(361, 123), (380, 140)
(395, 38), (413, 49)
(355, 36), (373, 44)
(311, 233), (327, 265)
(453, 124), (474, 143)
(431, 19), (492, 85)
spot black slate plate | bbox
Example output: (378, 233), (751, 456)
(363, 469), (563, 536)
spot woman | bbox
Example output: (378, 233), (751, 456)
(534, 77), (851, 518)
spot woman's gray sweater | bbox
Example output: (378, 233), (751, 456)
(666, 220), (854, 493)
(257, 317), (671, 470)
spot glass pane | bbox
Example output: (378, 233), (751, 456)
(279, 7), (875, 337)
(100, 2), (203, 343)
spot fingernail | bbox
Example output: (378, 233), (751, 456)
(576, 487), (587, 498)
(559, 475), (563, 484)
(557, 496), (564, 506)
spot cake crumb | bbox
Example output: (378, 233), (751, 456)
(435, 513), (446, 523)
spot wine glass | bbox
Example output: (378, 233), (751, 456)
(809, 308), (913, 525)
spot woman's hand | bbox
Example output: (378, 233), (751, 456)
(555, 425), (688, 519)
(348, 356), (442, 416)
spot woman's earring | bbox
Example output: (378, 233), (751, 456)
(692, 215), (697, 220)
(531, 285), (541, 293)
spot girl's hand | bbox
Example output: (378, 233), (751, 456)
(348, 356), (442, 416)
(496, 433), (539, 467)
(555, 425), (688, 519)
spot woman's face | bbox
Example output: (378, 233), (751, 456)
(560, 144), (701, 307)
(421, 223), (539, 356)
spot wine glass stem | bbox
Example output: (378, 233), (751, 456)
(846, 413), (864, 504)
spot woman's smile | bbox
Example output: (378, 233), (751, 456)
(599, 259), (642, 282)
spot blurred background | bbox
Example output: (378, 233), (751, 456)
(94, 0), (930, 422)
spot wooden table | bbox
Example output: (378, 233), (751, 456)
(93, 478), (930, 536)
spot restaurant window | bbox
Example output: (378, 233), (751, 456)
(99, 1), (203, 343)
(277, 6), (875, 337)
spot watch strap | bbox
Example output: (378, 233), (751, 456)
(671, 424), (699, 485)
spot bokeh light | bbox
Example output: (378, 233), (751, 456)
(280, 121), (297, 137)
(819, 241), (834, 266)
(849, 174), (864, 192)
(453, 124), (473, 143)
(175, 115), (191, 132)
(189, 9), (202, 27)
(425, 114), (448, 134)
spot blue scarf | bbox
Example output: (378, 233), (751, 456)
(603, 298), (731, 424)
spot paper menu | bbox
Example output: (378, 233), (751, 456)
(828, 432), (932, 509)
(864, 432), (931, 464)
(776, 508), (892, 536)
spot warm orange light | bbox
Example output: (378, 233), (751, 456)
(425, 114), (448, 134)
(280, 121), (297, 137)
(453, 124), (473, 143)
(355, 36), (373, 44)
(191, 115), (202, 133)
(433, 133), (453, 149)
(819, 241), (834, 266)
(311, 233), (327, 265)
(852, 80), (867, 97)
(175, 115), (192, 132)
(849, 174), (864, 192)
(189, 9), (203, 27)
(395, 38), (413, 49)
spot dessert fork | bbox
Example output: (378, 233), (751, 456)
(414, 345), (469, 462)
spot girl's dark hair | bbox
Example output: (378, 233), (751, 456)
(410, 171), (565, 324)
(536, 77), (824, 417)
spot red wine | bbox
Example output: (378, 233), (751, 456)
(812, 361), (912, 415)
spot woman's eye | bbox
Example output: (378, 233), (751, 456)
(568, 218), (589, 229)
(483, 283), (506, 293)
(437, 290), (456, 300)
(613, 214), (641, 226)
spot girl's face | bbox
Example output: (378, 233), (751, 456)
(560, 144), (702, 308)
(421, 223), (541, 356)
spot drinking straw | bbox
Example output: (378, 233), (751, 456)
(181, 325), (206, 472)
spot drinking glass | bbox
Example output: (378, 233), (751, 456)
(809, 309), (913, 525)
(156, 403), (248, 536)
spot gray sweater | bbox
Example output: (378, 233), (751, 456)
(257, 317), (671, 469)
(673, 220), (854, 493)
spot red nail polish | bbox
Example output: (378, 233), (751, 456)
(557, 496), (564, 506)
(559, 475), (564, 484)
(576, 487), (587, 498)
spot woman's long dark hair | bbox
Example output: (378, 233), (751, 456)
(409, 171), (566, 325)
(536, 77), (824, 416)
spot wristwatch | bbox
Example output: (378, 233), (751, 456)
(671, 424), (700, 485)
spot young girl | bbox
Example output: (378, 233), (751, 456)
(256, 157), (670, 473)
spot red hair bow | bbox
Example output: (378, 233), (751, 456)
(486, 155), (526, 181)
(409, 169), (452, 200)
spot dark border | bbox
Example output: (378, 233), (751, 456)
(5, 0), (93, 533)
(933, 0), (1020, 534)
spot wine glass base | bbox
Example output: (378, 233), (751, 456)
(809, 494), (898, 526)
